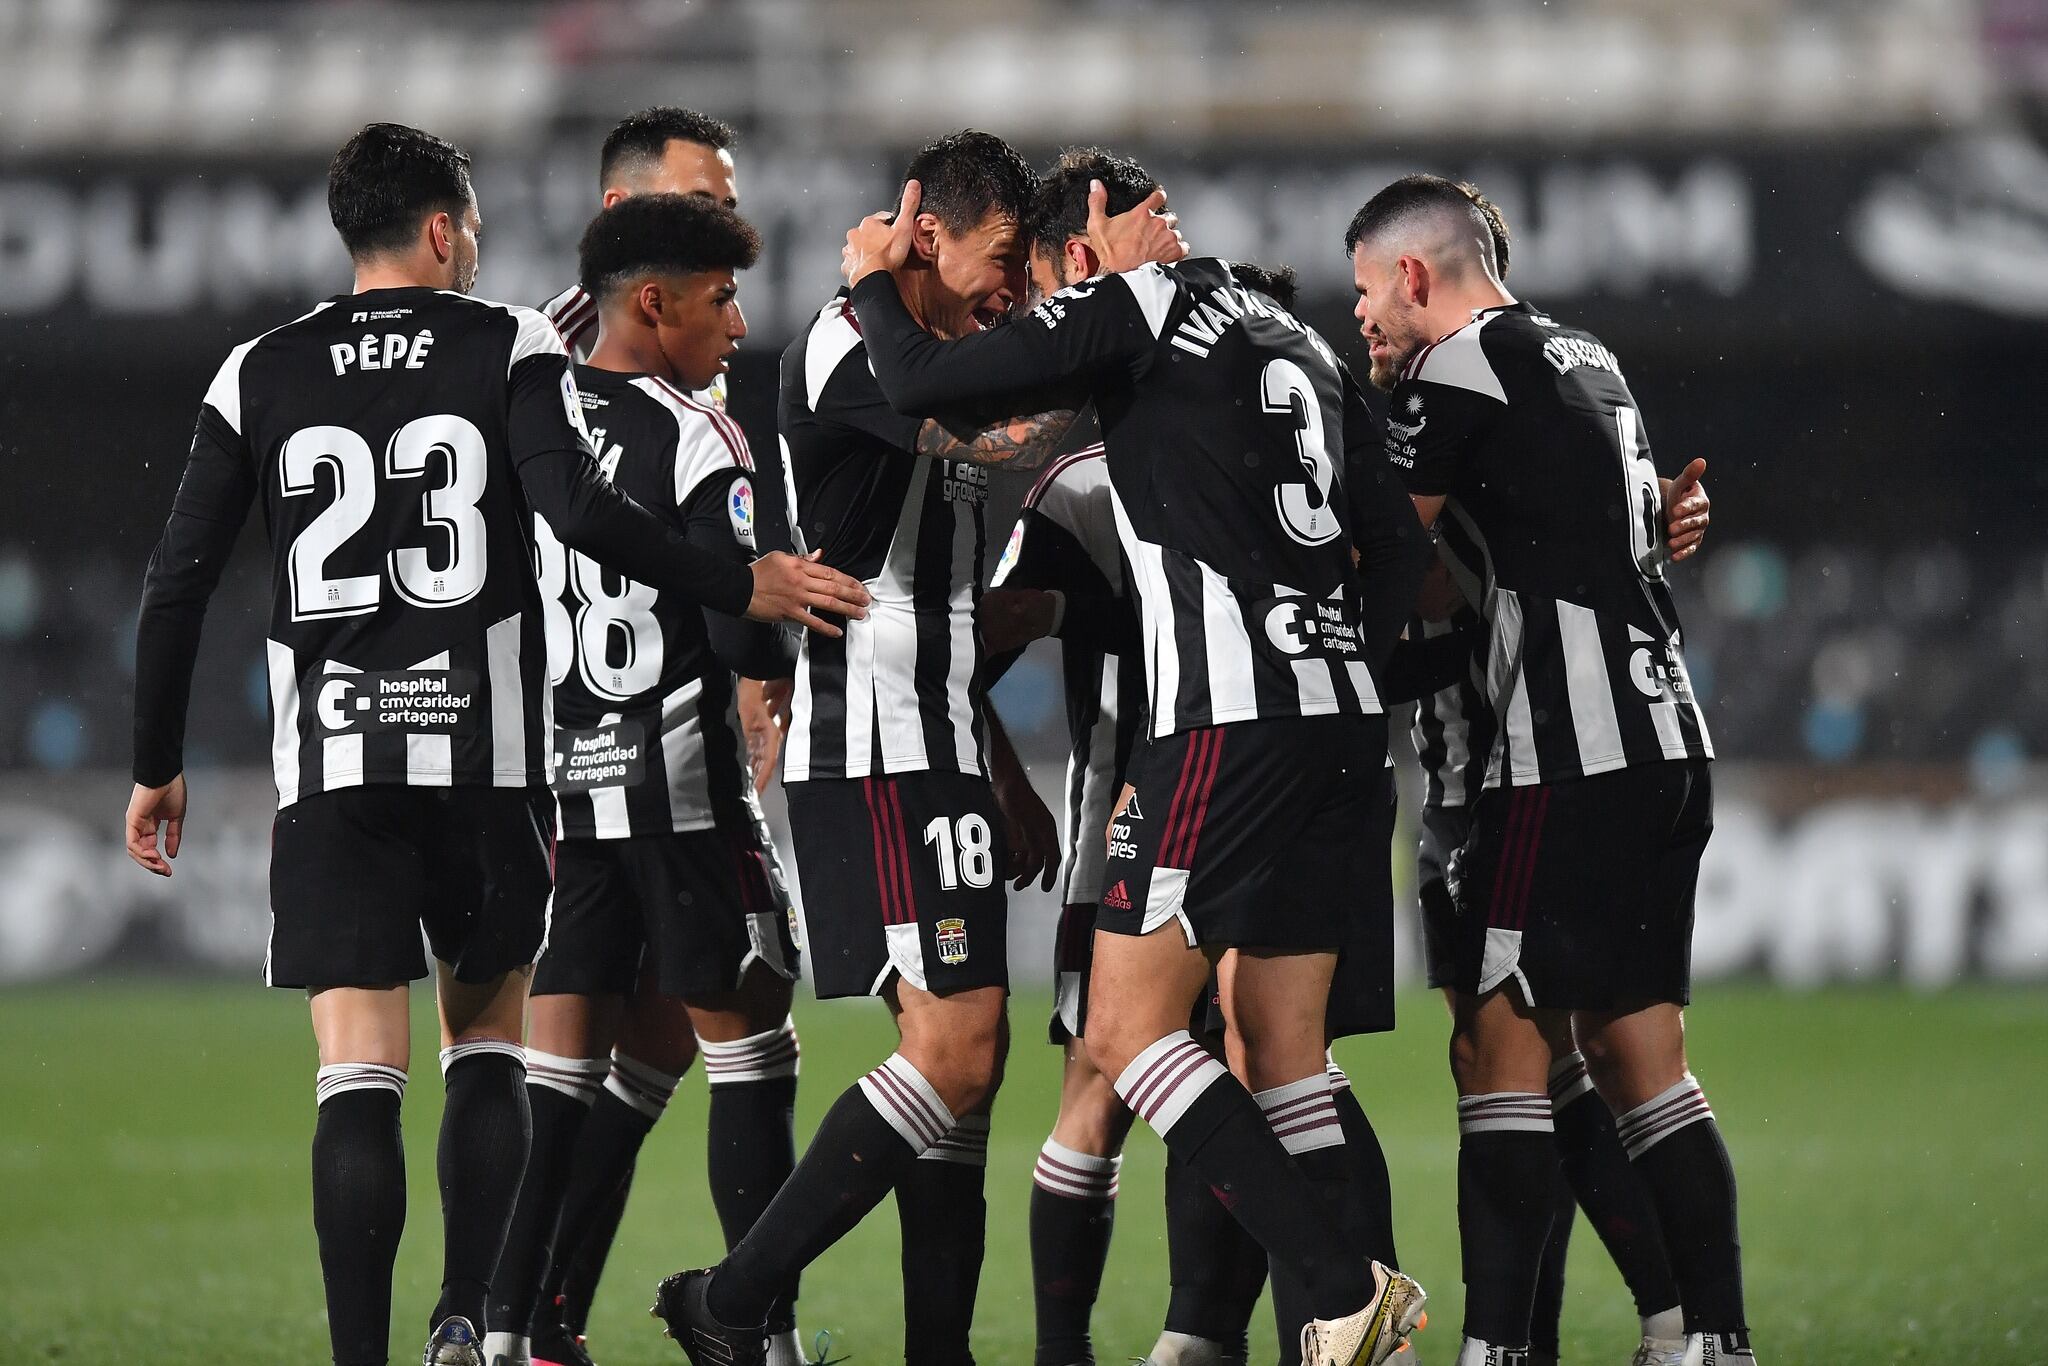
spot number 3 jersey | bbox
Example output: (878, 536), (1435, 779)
(1389, 301), (1712, 787)
(539, 368), (775, 839)
(142, 288), (592, 807)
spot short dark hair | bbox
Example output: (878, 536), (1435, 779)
(328, 122), (473, 259)
(1023, 146), (1158, 253)
(902, 130), (1037, 236)
(1344, 173), (1501, 272)
(577, 193), (762, 300)
(599, 107), (737, 189)
(1229, 262), (1300, 310)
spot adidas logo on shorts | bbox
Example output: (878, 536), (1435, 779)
(1103, 880), (1132, 910)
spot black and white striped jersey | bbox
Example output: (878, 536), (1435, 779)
(541, 283), (728, 406)
(847, 259), (1428, 743)
(988, 445), (1147, 906)
(1390, 301), (1713, 786)
(776, 291), (987, 783)
(540, 366), (777, 839)
(1409, 614), (1494, 809)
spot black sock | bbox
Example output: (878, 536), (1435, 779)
(1529, 1161), (1576, 1360)
(1029, 1139), (1121, 1366)
(487, 1062), (603, 1335)
(550, 1160), (632, 1335)
(541, 1089), (657, 1330)
(1254, 1073), (1350, 1366)
(1330, 1079), (1399, 1268)
(1161, 1150), (1266, 1354)
(1550, 1062), (1679, 1320)
(1115, 1034), (1367, 1319)
(708, 1075), (802, 1323)
(709, 1055), (949, 1329)
(311, 1068), (408, 1366)
(433, 1044), (532, 1331)
(1270, 1144), (1353, 1366)
(898, 1123), (990, 1366)
(1455, 1095), (1559, 1348)
(1616, 1079), (1747, 1337)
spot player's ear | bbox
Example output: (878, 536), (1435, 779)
(638, 279), (666, 327)
(1064, 237), (1098, 282)
(1402, 253), (1430, 308)
(426, 211), (454, 264)
(911, 211), (943, 263)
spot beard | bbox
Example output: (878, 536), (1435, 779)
(1368, 352), (1404, 392)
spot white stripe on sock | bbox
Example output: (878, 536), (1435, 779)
(525, 1049), (608, 1105)
(1614, 1074), (1714, 1158)
(1113, 1032), (1228, 1137)
(315, 1062), (407, 1106)
(604, 1049), (684, 1121)
(857, 1053), (956, 1156)
(1034, 1137), (1122, 1200)
(438, 1038), (524, 1077)
(701, 1017), (801, 1085)
(1253, 1073), (1344, 1154)
(1325, 1048), (1352, 1094)
(1457, 1090), (1555, 1135)
(1546, 1051), (1596, 1109)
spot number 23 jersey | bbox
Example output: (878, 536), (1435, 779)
(1389, 300), (1712, 787)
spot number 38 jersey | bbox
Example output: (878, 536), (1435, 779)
(1389, 301), (1713, 787)
(177, 288), (588, 807)
(538, 368), (765, 840)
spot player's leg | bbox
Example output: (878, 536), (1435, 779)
(272, 787), (436, 1366)
(1526, 1157), (1576, 1366)
(1032, 1038), (1134, 1366)
(421, 788), (554, 1361)
(308, 985), (413, 1366)
(1546, 1028), (1683, 1358)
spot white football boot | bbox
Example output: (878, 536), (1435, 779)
(1298, 1261), (1428, 1366)
(1680, 1331), (1756, 1365)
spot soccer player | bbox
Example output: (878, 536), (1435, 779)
(485, 195), (817, 1366)
(123, 123), (865, 1366)
(1347, 174), (1745, 1366)
(833, 170), (1437, 1366)
(650, 131), (1074, 1366)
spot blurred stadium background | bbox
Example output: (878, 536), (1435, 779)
(2, 0), (2046, 1360)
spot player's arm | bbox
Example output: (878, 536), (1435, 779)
(1341, 373), (1435, 671)
(983, 703), (1060, 893)
(1378, 613), (1484, 705)
(913, 405), (1092, 472)
(128, 402), (257, 875)
(509, 351), (868, 633)
(679, 467), (800, 681)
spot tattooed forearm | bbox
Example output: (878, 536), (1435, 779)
(915, 408), (1085, 470)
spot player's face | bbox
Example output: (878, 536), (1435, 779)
(646, 139), (740, 209)
(656, 269), (746, 391)
(1351, 243), (1424, 391)
(449, 199), (481, 294)
(926, 210), (1026, 340)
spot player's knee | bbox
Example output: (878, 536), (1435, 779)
(904, 1016), (1004, 1115)
(1447, 1024), (1485, 1093)
(1054, 1068), (1130, 1155)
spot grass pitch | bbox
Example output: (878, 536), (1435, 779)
(3, 981), (2044, 1364)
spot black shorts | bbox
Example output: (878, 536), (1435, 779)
(1099, 713), (1390, 952)
(533, 821), (798, 1000)
(1416, 803), (1473, 991)
(268, 785), (553, 990)
(1452, 760), (1713, 1010)
(787, 771), (1009, 1001)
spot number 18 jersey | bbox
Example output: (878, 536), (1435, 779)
(193, 287), (587, 806)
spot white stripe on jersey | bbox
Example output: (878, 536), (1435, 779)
(941, 504), (981, 764)
(321, 660), (365, 791)
(205, 302), (337, 435)
(1202, 570), (1256, 719)
(407, 650), (454, 786)
(587, 709), (631, 834)
(657, 678), (708, 832)
(1556, 601), (1625, 770)
(487, 613), (527, 786)
(268, 639), (302, 806)
(1115, 506), (1180, 734)
(1486, 589), (1535, 787)
(804, 303), (865, 412)
(870, 463), (932, 767)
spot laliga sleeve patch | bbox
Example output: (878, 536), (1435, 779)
(727, 476), (757, 550)
(991, 522), (1025, 585)
(561, 369), (594, 444)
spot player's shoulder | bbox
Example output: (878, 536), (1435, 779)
(1399, 306), (1526, 403)
(790, 291), (871, 413)
(1025, 442), (1110, 510)
(629, 374), (754, 496)
(539, 282), (598, 350)
(204, 298), (344, 431)
(445, 292), (567, 365)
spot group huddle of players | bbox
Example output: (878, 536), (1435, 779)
(123, 105), (1748, 1366)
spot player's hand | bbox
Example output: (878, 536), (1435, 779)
(738, 675), (794, 795)
(1414, 559), (1466, 623)
(747, 550), (870, 635)
(994, 759), (1061, 893)
(1086, 181), (1189, 275)
(979, 587), (1060, 654)
(125, 773), (188, 877)
(1661, 458), (1710, 563)
(845, 180), (922, 286)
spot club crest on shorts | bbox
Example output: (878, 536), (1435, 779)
(934, 916), (970, 965)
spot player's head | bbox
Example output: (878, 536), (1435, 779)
(1229, 262), (1301, 311)
(1022, 147), (1159, 301)
(579, 193), (762, 390)
(328, 122), (479, 292)
(1345, 174), (1513, 390)
(599, 107), (740, 210)
(897, 130), (1037, 339)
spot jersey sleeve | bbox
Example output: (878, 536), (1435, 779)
(679, 463), (796, 679)
(847, 265), (1166, 418)
(1385, 324), (1507, 497)
(812, 340), (925, 451)
(505, 308), (596, 469)
(132, 374), (260, 786)
(1338, 369), (1434, 672)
